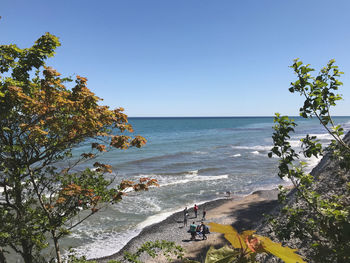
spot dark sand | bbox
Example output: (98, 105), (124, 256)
(94, 188), (280, 263)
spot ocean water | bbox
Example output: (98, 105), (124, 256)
(60, 116), (350, 259)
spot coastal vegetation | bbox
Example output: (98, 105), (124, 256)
(0, 33), (157, 263)
(267, 59), (350, 262)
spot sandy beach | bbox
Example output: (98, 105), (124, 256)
(95, 188), (281, 263)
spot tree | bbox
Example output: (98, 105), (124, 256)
(268, 59), (350, 262)
(0, 33), (157, 263)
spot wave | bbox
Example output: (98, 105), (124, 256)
(146, 169), (198, 177)
(221, 127), (268, 131)
(198, 167), (222, 173)
(251, 151), (260, 155)
(124, 150), (209, 166)
(137, 210), (180, 229)
(125, 152), (189, 165)
(193, 151), (209, 155)
(288, 140), (302, 148)
(230, 154), (241, 157)
(303, 155), (321, 173)
(158, 174), (229, 188)
(230, 145), (272, 151)
(292, 133), (333, 140)
(133, 167), (222, 178)
(71, 227), (142, 260)
(122, 170), (228, 191)
(162, 161), (202, 169)
(134, 170), (198, 178)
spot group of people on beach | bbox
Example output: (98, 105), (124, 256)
(183, 205), (206, 226)
(183, 205), (209, 240)
(189, 221), (209, 240)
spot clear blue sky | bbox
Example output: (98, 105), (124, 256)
(1, 0), (350, 116)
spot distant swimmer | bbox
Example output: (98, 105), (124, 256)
(226, 191), (231, 198)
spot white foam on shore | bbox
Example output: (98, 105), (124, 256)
(71, 227), (142, 260)
(70, 194), (231, 260)
(71, 203), (202, 259)
(137, 210), (180, 229)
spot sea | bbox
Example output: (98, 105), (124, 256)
(59, 116), (350, 259)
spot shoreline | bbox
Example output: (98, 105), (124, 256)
(94, 187), (282, 263)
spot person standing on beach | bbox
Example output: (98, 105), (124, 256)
(184, 211), (188, 227)
(194, 204), (198, 218)
(184, 207), (188, 217)
(202, 209), (206, 220)
(189, 222), (197, 240)
(200, 222), (208, 240)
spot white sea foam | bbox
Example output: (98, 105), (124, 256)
(71, 228), (142, 260)
(282, 176), (292, 183)
(158, 174), (229, 188)
(137, 210), (178, 229)
(71, 206), (190, 259)
(230, 154), (241, 157)
(116, 196), (163, 215)
(293, 133), (333, 140)
(132, 170), (227, 188)
(309, 133), (333, 140)
(251, 151), (260, 155)
(288, 139), (302, 148)
(193, 151), (208, 155)
(231, 145), (271, 151)
(303, 155), (321, 173)
(72, 196), (227, 259)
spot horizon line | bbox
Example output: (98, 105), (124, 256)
(127, 115), (350, 118)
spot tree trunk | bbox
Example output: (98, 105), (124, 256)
(52, 231), (62, 263)
(21, 240), (33, 263)
(0, 248), (7, 263)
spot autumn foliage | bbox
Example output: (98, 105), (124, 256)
(0, 33), (157, 263)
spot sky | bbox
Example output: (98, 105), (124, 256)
(1, 0), (350, 117)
